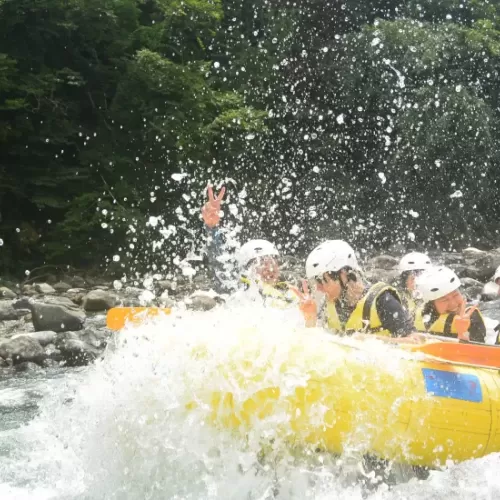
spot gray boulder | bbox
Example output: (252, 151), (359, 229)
(53, 281), (72, 293)
(158, 291), (175, 308)
(367, 255), (399, 271)
(55, 332), (101, 366)
(70, 276), (87, 288)
(0, 287), (17, 299)
(462, 251), (500, 282)
(13, 298), (85, 332)
(460, 277), (484, 301)
(34, 283), (56, 295)
(83, 289), (118, 312)
(0, 300), (30, 321)
(11, 331), (57, 347)
(479, 299), (500, 323)
(186, 294), (217, 311)
(157, 280), (176, 292)
(0, 336), (46, 365)
(364, 269), (400, 286)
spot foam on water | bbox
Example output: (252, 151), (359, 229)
(1, 300), (500, 499)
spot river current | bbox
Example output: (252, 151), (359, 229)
(1, 300), (499, 500)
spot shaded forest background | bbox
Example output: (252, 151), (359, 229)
(1, 0), (500, 277)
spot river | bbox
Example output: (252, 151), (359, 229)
(1, 301), (499, 499)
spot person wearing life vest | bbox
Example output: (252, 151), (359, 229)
(293, 240), (414, 337)
(414, 266), (486, 343)
(397, 252), (432, 316)
(201, 185), (296, 307)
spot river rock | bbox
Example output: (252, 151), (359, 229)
(0, 287), (17, 299)
(479, 299), (500, 322)
(463, 251), (500, 282)
(158, 291), (175, 307)
(55, 332), (100, 366)
(0, 336), (46, 365)
(463, 247), (487, 256)
(53, 281), (72, 293)
(79, 328), (111, 349)
(34, 283), (56, 295)
(186, 294), (217, 311)
(364, 269), (400, 286)
(11, 331), (57, 347)
(157, 280), (176, 292)
(0, 300), (30, 321)
(13, 298), (85, 332)
(437, 252), (465, 266)
(460, 277), (484, 301)
(70, 276), (87, 288)
(367, 255), (399, 271)
(44, 343), (62, 361)
(83, 290), (118, 311)
(21, 284), (37, 297)
(92, 285), (110, 291)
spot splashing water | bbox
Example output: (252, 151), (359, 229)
(1, 301), (500, 499)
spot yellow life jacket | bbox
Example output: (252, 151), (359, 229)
(324, 283), (401, 337)
(240, 276), (297, 309)
(414, 306), (485, 338)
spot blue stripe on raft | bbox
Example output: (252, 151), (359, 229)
(422, 368), (483, 403)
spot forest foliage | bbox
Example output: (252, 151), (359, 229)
(1, 0), (500, 275)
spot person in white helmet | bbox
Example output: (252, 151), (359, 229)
(493, 265), (500, 287)
(201, 185), (295, 306)
(397, 252), (432, 315)
(414, 266), (486, 343)
(293, 240), (414, 337)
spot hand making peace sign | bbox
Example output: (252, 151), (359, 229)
(201, 185), (226, 228)
(453, 300), (477, 342)
(289, 279), (318, 324)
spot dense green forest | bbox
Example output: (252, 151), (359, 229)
(1, 0), (500, 276)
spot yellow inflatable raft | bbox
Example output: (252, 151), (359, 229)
(195, 331), (500, 468)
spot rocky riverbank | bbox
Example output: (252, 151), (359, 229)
(2, 246), (500, 371)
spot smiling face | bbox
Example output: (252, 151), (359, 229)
(316, 273), (342, 301)
(251, 255), (280, 284)
(433, 289), (464, 315)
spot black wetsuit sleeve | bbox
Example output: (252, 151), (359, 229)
(205, 226), (235, 294)
(469, 310), (486, 343)
(376, 291), (414, 338)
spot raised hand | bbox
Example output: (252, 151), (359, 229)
(453, 299), (475, 341)
(201, 185), (226, 228)
(289, 279), (318, 326)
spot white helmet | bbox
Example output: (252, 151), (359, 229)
(398, 252), (432, 273)
(415, 266), (461, 302)
(493, 265), (500, 283)
(237, 239), (279, 268)
(305, 240), (359, 279)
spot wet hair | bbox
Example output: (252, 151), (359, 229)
(316, 266), (358, 284)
